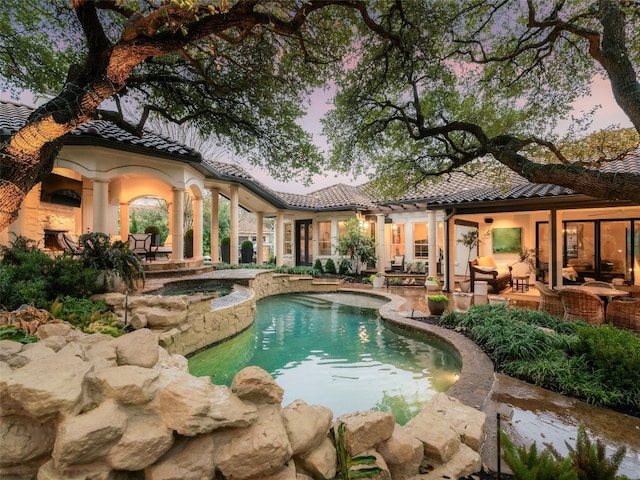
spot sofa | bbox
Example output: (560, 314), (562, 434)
(469, 256), (512, 293)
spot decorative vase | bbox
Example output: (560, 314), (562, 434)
(426, 296), (448, 316)
(372, 276), (385, 288)
(488, 295), (510, 306)
(459, 280), (471, 293)
(452, 292), (473, 312)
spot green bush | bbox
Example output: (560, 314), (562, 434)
(313, 259), (324, 274)
(241, 240), (254, 250)
(50, 296), (126, 337)
(440, 305), (640, 412)
(325, 258), (337, 274)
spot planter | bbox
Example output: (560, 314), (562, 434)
(488, 295), (510, 306)
(452, 292), (473, 312)
(459, 280), (471, 293)
(221, 245), (231, 263)
(426, 295), (449, 316)
(241, 248), (254, 263)
(474, 281), (488, 296)
(425, 280), (441, 292)
(95, 270), (122, 292)
(372, 276), (386, 288)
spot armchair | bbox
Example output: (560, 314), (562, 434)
(390, 255), (405, 272)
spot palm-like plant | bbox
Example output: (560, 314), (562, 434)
(78, 233), (144, 289)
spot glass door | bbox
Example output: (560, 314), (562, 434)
(296, 220), (313, 266)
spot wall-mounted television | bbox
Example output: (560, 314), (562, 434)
(40, 173), (82, 208)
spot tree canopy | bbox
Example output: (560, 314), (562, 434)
(325, 0), (640, 201)
(1, 0), (639, 232)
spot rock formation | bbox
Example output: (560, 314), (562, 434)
(0, 323), (486, 479)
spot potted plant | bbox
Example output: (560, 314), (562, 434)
(457, 229), (482, 292)
(78, 232), (144, 292)
(370, 273), (385, 288)
(425, 276), (441, 291)
(426, 294), (449, 316)
(241, 240), (254, 263)
(144, 225), (160, 247)
(511, 247), (536, 277)
(184, 229), (194, 258)
(414, 261), (425, 274)
(220, 236), (231, 263)
(452, 291), (473, 312)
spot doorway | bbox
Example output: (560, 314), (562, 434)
(296, 220), (313, 266)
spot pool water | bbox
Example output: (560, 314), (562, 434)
(188, 293), (461, 424)
(150, 278), (234, 297)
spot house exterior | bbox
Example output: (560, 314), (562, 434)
(2, 99), (639, 290)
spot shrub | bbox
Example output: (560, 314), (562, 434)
(220, 236), (231, 246)
(325, 258), (337, 274)
(50, 296), (126, 337)
(566, 424), (626, 480)
(313, 259), (324, 274)
(144, 225), (160, 235)
(501, 431), (578, 480)
(338, 257), (352, 275)
(241, 240), (254, 250)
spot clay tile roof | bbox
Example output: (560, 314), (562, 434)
(0, 100), (201, 162)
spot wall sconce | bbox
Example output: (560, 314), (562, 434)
(484, 217), (494, 224)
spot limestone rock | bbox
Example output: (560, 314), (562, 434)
(7, 342), (56, 368)
(350, 449), (390, 480)
(295, 435), (338, 480)
(281, 400), (333, 455)
(134, 306), (188, 329)
(37, 459), (116, 480)
(129, 311), (148, 329)
(5, 355), (93, 418)
(0, 415), (56, 465)
(245, 459), (297, 480)
(36, 322), (74, 339)
(336, 411), (395, 456)
(145, 434), (216, 480)
(423, 392), (486, 451)
(421, 442), (481, 479)
(404, 408), (460, 464)
(41, 335), (68, 352)
(150, 369), (257, 435)
(157, 348), (189, 371)
(107, 412), (174, 470)
(95, 365), (160, 404)
(231, 366), (284, 405)
(112, 328), (159, 367)
(52, 399), (127, 469)
(378, 425), (423, 480)
(0, 339), (23, 361)
(214, 405), (293, 479)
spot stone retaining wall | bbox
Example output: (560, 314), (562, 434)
(0, 324), (486, 480)
(98, 272), (340, 357)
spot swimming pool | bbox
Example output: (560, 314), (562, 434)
(188, 292), (461, 424)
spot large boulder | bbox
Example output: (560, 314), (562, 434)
(422, 393), (486, 451)
(231, 366), (284, 405)
(214, 405), (293, 480)
(0, 414), (56, 465)
(377, 424), (423, 480)
(112, 328), (159, 367)
(145, 434), (216, 480)
(52, 399), (127, 469)
(421, 442), (481, 479)
(281, 400), (333, 455)
(150, 369), (257, 436)
(95, 365), (160, 405)
(404, 408), (460, 464)
(295, 435), (338, 480)
(336, 411), (395, 456)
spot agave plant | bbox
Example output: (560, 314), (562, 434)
(78, 232), (144, 289)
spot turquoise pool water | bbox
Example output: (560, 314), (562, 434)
(188, 293), (461, 424)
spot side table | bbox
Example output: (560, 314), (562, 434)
(513, 275), (529, 293)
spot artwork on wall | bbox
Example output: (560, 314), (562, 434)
(492, 227), (522, 254)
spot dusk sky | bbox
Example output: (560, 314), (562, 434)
(1, 75), (632, 195)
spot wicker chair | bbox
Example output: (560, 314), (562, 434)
(583, 281), (614, 288)
(535, 281), (564, 317)
(606, 299), (640, 333)
(558, 289), (605, 325)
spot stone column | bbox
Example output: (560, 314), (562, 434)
(92, 179), (109, 234)
(193, 195), (203, 259)
(210, 188), (219, 262)
(376, 213), (386, 274)
(256, 212), (264, 265)
(276, 211), (284, 267)
(171, 188), (185, 261)
(229, 185), (239, 265)
(119, 203), (129, 242)
(428, 210), (437, 278)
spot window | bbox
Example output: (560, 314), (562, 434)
(564, 222), (595, 275)
(390, 224), (405, 257)
(338, 220), (348, 239)
(318, 221), (332, 255)
(413, 223), (428, 259)
(284, 223), (292, 255)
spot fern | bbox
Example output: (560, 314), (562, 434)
(330, 423), (382, 479)
(566, 425), (626, 480)
(501, 431), (578, 480)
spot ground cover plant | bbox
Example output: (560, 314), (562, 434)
(439, 305), (640, 416)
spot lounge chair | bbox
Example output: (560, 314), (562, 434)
(469, 256), (511, 293)
(57, 233), (83, 255)
(128, 233), (153, 261)
(606, 298), (640, 333)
